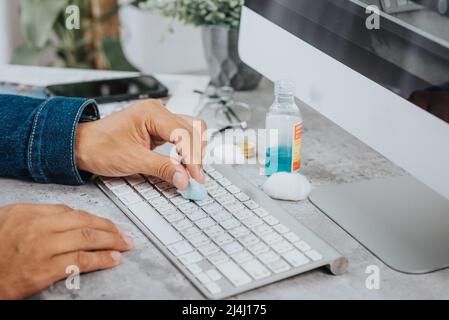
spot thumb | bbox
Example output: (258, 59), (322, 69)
(140, 150), (189, 191)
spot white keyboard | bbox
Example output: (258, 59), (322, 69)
(97, 165), (347, 299)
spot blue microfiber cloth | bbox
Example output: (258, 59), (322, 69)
(179, 178), (207, 201)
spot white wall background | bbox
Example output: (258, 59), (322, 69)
(0, 1), (207, 73)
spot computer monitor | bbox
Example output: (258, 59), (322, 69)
(239, 0), (449, 273)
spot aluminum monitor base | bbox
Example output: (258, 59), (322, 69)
(309, 176), (449, 274)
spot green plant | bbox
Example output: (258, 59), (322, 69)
(12, 0), (137, 71)
(138, 0), (244, 29)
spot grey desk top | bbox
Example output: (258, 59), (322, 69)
(1, 78), (448, 300)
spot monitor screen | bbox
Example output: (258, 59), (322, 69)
(246, 0), (449, 123)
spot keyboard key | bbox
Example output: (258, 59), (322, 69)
(210, 211), (232, 223)
(206, 269), (222, 281)
(243, 200), (259, 210)
(103, 178), (126, 189)
(156, 204), (176, 215)
(204, 225), (225, 238)
(284, 232), (301, 243)
(271, 240), (294, 254)
(216, 194), (235, 206)
(119, 192), (143, 206)
(205, 282), (222, 295)
(186, 209), (207, 221)
(182, 226), (201, 239)
(148, 197), (168, 208)
(224, 202), (244, 212)
(133, 182), (154, 192)
(208, 187), (227, 198)
(265, 259), (291, 274)
(273, 224), (290, 234)
(179, 251), (203, 265)
(231, 250), (253, 264)
(202, 203), (222, 214)
(189, 234), (210, 248)
(248, 242), (270, 255)
(196, 273), (212, 285)
(229, 226), (251, 238)
(208, 251), (230, 265)
(239, 234), (260, 247)
(111, 184), (134, 196)
(162, 188), (179, 199)
(173, 219), (193, 231)
(196, 217), (216, 230)
(283, 250), (310, 267)
(213, 233), (234, 246)
(258, 251), (281, 265)
(253, 224), (273, 236)
(241, 260), (271, 280)
(141, 189), (160, 200)
(253, 208), (269, 218)
(226, 185), (241, 194)
(261, 232), (283, 245)
(217, 178), (232, 187)
(128, 202), (183, 245)
(147, 176), (163, 184)
(305, 249), (323, 262)
(155, 181), (173, 191)
(209, 170), (223, 180)
(168, 240), (194, 256)
(195, 196), (214, 207)
(165, 212), (184, 223)
(242, 216), (263, 228)
(125, 174), (146, 186)
(204, 165), (215, 173)
(263, 215), (279, 226)
(216, 261), (252, 287)
(234, 192), (250, 202)
(187, 263), (202, 275)
(178, 203), (198, 214)
(222, 241), (244, 255)
(233, 209), (254, 221)
(295, 241), (312, 252)
(170, 196), (190, 206)
(220, 218), (241, 230)
(198, 243), (220, 256)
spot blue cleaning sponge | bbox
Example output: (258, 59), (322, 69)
(179, 178), (208, 201)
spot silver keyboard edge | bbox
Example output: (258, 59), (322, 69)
(96, 165), (348, 299)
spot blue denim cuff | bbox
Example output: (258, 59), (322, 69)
(27, 97), (100, 185)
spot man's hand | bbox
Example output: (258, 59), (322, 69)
(0, 203), (133, 299)
(76, 99), (207, 191)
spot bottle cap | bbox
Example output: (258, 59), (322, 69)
(275, 80), (295, 96)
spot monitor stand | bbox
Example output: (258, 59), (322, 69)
(309, 176), (449, 274)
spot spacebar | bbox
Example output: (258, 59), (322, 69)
(128, 202), (182, 245)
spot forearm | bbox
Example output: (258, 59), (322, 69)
(0, 95), (100, 185)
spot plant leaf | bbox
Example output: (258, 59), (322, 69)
(10, 43), (52, 65)
(100, 37), (138, 71)
(20, 0), (70, 48)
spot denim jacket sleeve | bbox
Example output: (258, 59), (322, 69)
(0, 95), (100, 185)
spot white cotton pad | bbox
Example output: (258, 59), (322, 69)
(179, 178), (208, 201)
(263, 172), (312, 201)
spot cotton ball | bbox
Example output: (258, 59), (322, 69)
(263, 172), (312, 201)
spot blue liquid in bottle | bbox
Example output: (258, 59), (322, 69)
(265, 80), (303, 176)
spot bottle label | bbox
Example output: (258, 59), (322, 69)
(291, 122), (302, 172)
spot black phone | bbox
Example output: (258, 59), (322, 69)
(45, 75), (169, 104)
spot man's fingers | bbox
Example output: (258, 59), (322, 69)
(44, 228), (133, 256)
(51, 250), (122, 279)
(40, 210), (120, 234)
(141, 150), (189, 190)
